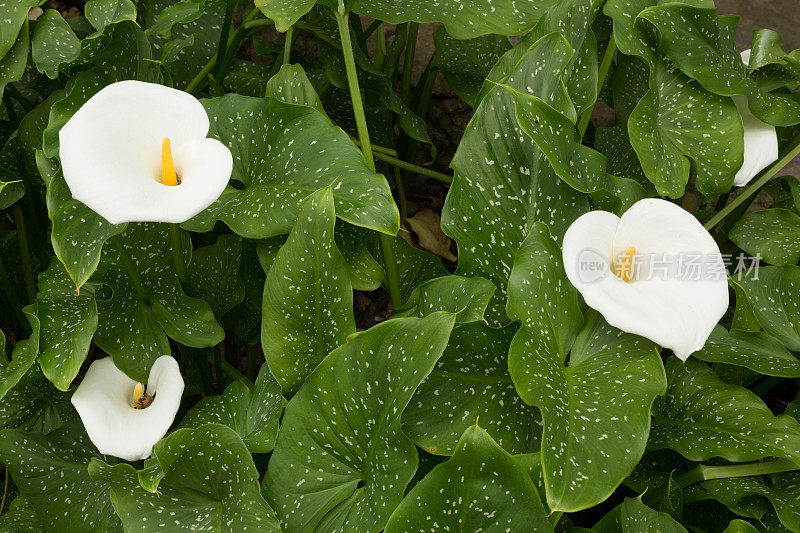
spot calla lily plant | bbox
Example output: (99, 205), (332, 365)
(562, 199), (729, 360)
(59, 80), (233, 224)
(71, 356), (184, 461)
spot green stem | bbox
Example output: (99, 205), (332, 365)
(375, 23), (386, 70)
(400, 22), (419, 102)
(676, 459), (799, 488)
(705, 134), (800, 230)
(283, 27), (293, 65)
(752, 376), (785, 396)
(334, 1), (402, 306)
(213, 343), (224, 393)
(13, 204), (36, 303)
(373, 151), (453, 183)
(169, 224), (189, 287)
(208, 353), (253, 391)
(184, 8), (264, 95)
(143, 0), (156, 29)
(393, 166), (407, 222)
(214, 0), (236, 79)
(577, 34), (616, 140)
(246, 346), (257, 381)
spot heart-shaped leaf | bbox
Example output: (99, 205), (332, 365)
(402, 322), (541, 456)
(31, 258), (98, 391)
(186, 233), (245, 319)
(650, 358), (800, 464)
(693, 325), (800, 378)
(441, 33), (590, 325)
(179, 367), (285, 453)
(409, 275), (495, 324)
(32, 10), (80, 79)
(699, 473), (800, 531)
(0, 369), (76, 433)
(0, 424), (122, 533)
(730, 208), (800, 266)
(734, 265), (800, 351)
(85, 0), (137, 32)
(262, 187), (355, 395)
(0, 20), (29, 102)
(0, 1), (41, 60)
(89, 424), (280, 532)
(639, 4), (800, 126)
(183, 93), (398, 239)
(0, 306), (40, 401)
(0, 497), (44, 532)
(506, 222), (583, 356)
(262, 312), (456, 532)
(93, 223), (224, 382)
(594, 497), (689, 532)
(506, 220), (664, 513)
(385, 425), (553, 532)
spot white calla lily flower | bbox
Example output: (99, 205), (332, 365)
(59, 80), (233, 224)
(71, 355), (184, 461)
(733, 49), (778, 187)
(562, 199), (729, 360)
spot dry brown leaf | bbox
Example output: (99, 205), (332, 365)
(405, 208), (457, 261)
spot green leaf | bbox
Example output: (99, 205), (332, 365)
(93, 223), (224, 382)
(183, 94), (399, 239)
(441, 33), (590, 325)
(0, 179), (23, 210)
(254, 0), (317, 33)
(735, 266), (800, 351)
(89, 424), (280, 532)
(350, 0), (557, 40)
(32, 258), (98, 391)
(32, 9), (81, 78)
(0, 424), (122, 533)
(385, 426), (553, 532)
(730, 208), (800, 266)
(699, 473), (800, 532)
(410, 275), (495, 324)
(0, 20), (29, 102)
(36, 155), (127, 290)
(84, 0), (137, 32)
(723, 519), (760, 533)
(0, 497), (45, 533)
(0, 370), (76, 433)
(148, 0), (225, 89)
(0, 0), (40, 60)
(628, 57), (743, 197)
(265, 63), (326, 114)
(262, 187), (355, 395)
(402, 322), (541, 456)
(335, 221), (383, 291)
(650, 358), (800, 464)
(431, 27), (511, 107)
(262, 313), (456, 532)
(604, 0), (743, 197)
(500, 80), (611, 195)
(619, 498), (689, 532)
(509, 309), (665, 512)
(506, 222), (583, 357)
(179, 368), (285, 453)
(638, 4), (800, 126)
(0, 305), (39, 401)
(186, 233), (246, 319)
(693, 325), (800, 378)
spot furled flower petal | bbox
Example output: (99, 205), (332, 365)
(563, 199), (729, 360)
(733, 50), (778, 187)
(58, 80), (233, 224)
(71, 355), (184, 461)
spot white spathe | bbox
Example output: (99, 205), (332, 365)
(562, 199), (729, 360)
(71, 355), (184, 461)
(733, 49), (779, 187)
(59, 80), (232, 224)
